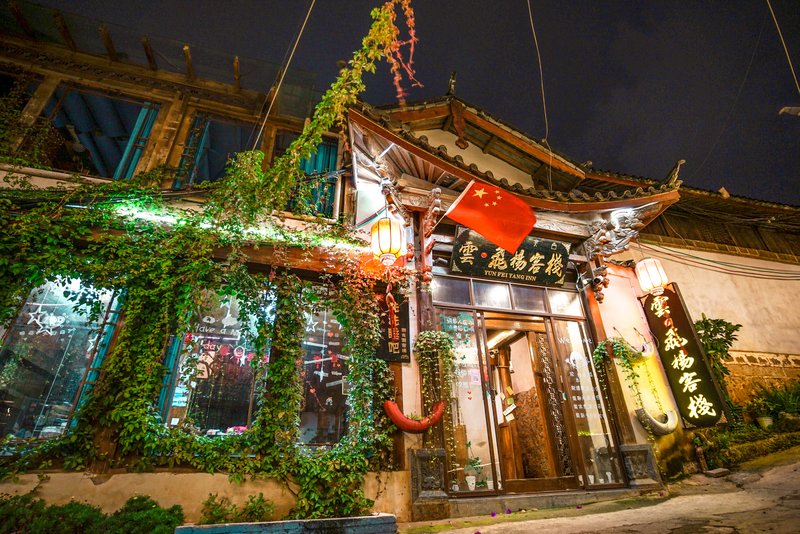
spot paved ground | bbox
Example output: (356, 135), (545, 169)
(400, 446), (800, 534)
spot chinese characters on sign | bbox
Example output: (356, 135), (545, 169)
(450, 226), (571, 286)
(640, 284), (723, 427)
(377, 291), (410, 363)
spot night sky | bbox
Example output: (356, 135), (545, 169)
(36, 1), (800, 205)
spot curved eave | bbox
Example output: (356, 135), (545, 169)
(349, 108), (681, 214)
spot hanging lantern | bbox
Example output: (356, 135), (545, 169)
(371, 216), (405, 266)
(635, 257), (669, 296)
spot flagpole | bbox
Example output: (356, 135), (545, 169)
(428, 180), (474, 235)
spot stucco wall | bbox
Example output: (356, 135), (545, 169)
(598, 265), (680, 445)
(0, 470), (412, 524)
(418, 129), (532, 188)
(616, 246), (800, 400)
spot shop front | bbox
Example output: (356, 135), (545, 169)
(430, 268), (625, 496)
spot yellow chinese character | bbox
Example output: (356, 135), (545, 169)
(664, 328), (688, 352)
(528, 252), (545, 273)
(687, 394), (717, 418)
(545, 253), (564, 278)
(487, 248), (508, 270)
(388, 341), (400, 353)
(509, 249), (527, 271)
(650, 296), (671, 318)
(672, 350), (695, 371)
(679, 371), (701, 392)
(459, 241), (479, 265)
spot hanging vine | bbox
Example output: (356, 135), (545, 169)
(0, 0), (422, 519)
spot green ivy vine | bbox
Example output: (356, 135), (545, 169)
(413, 330), (457, 466)
(0, 0), (421, 519)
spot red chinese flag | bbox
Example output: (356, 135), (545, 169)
(444, 181), (537, 253)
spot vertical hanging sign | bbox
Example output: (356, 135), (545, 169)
(640, 283), (723, 427)
(377, 290), (410, 363)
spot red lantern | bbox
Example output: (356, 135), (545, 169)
(370, 216), (405, 266)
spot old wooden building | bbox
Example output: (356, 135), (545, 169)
(1, 1), (798, 523)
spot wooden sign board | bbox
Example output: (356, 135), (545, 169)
(640, 283), (725, 427)
(450, 226), (570, 286)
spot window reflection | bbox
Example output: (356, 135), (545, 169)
(431, 277), (470, 305)
(0, 279), (115, 440)
(166, 296), (261, 435)
(299, 306), (348, 445)
(548, 290), (582, 316)
(510, 285), (546, 312)
(473, 281), (511, 309)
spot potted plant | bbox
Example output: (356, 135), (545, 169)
(464, 455), (481, 491)
(746, 397), (773, 429)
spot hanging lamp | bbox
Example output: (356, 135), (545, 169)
(370, 215), (405, 266)
(635, 257), (669, 296)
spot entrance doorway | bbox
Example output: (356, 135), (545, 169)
(435, 285), (624, 495)
(486, 314), (578, 491)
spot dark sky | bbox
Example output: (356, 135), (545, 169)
(37, 1), (800, 205)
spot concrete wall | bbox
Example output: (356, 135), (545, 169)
(0, 470), (412, 524)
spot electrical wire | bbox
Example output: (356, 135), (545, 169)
(251, 0), (316, 150)
(640, 242), (800, 280)
(766, 0), (800, 98)
(525, 0), (554, 191)
(694, 10), (767, 177)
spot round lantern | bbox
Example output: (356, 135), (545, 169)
(635, 257), (669, 296)
(371, 216), (405, 266)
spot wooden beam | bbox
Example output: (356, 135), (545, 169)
(141, 36), (158, 70)
(463, 109), (585, 179)
(182, 44), (195, 80)
(53, 12), (77, 53)
(9, 0), (35, 38)
(482, 135), (497, 154)
(233, 55), (241, 92)
(99, 23), (117, 62)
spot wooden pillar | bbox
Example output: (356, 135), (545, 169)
(9, 76), (60, 152)
(135, 92), (189, 179)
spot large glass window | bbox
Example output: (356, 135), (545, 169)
(299, 306), (349, 445)
(162, 292), (351, 444)
(163, 296), (263, 435)
(0, 279), (117, 440)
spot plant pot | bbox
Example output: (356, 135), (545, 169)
(757, 416), (774, 429)
(485, 479), (494, 490)
(465, 475), (476, 491)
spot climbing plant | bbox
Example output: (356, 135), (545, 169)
(592, 336), (645, 404)
(694, 313), (743, 421)
(0, 0), (421, 519)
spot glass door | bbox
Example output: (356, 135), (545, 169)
(437, 308), (499, 494)
(550, 320), (624, 487)
(485, 314), (580, 492)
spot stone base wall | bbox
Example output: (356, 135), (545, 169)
(725, 351), (800, 403)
